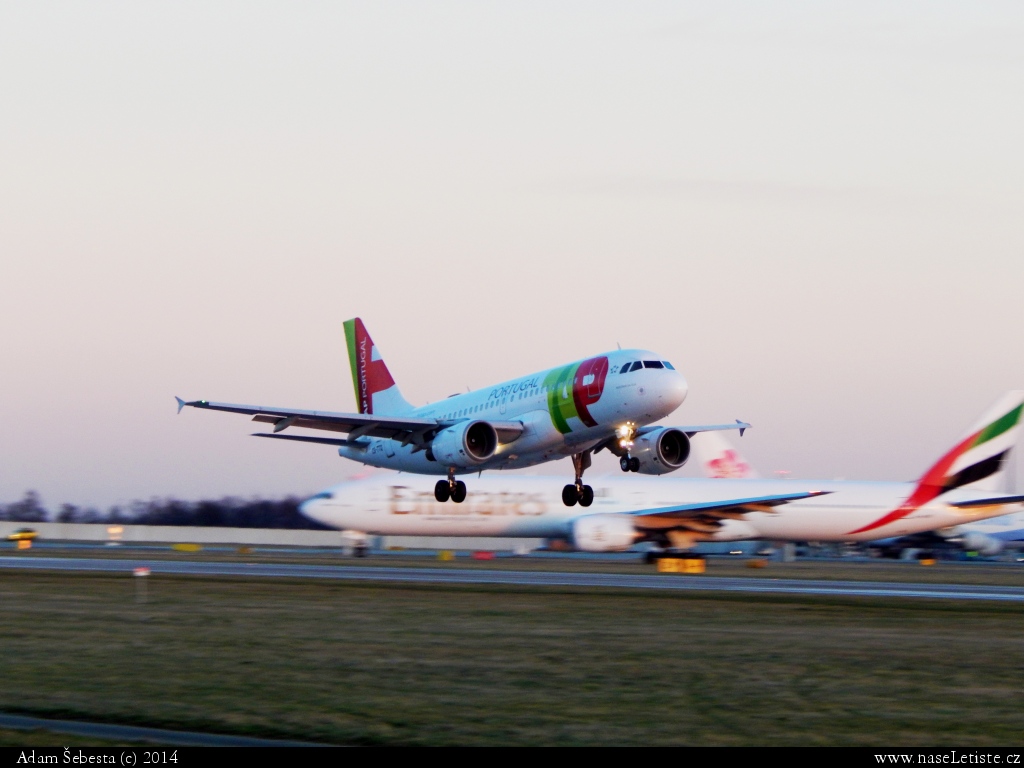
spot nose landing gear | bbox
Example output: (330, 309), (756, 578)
(434, 469), (467, 503)
(615, 422), (640, 472)
(620, 456), (641, 473)
(562, 451), (595, 507)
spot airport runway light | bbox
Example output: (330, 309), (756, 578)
(134, 567), (150, 604)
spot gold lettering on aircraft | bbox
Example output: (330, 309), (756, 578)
(388, 485), (546, 517)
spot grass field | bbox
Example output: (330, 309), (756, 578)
(2, 570), (1023, 746)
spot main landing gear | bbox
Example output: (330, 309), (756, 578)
(434, 468), (467, 503)
(562, 451), (594, 508)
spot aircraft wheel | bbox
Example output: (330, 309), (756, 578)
(629, 457), (641, 472)
(451, 480), (467, 503)
(620, 457), (631, 472)
(562, 484), (578, 507)
(434, 480), (451, 503)
(579, 485), (594, 507)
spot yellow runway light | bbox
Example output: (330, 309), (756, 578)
(657, 557), (705, 574)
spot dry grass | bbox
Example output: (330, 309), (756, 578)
(1, 570), (1023, 745)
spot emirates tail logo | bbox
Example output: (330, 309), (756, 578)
(848, 400), (1023, 535)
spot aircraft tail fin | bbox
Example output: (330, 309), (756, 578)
(691, 431), (760, 479)
(343, 318), (414, 415)
(916, 391), (1024, 496)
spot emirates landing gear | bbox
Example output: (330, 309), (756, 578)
(435, 469), (467, 503)
(562, 452), (595, 507)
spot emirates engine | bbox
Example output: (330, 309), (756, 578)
(430, 420), (498, 467)
(960, 532), (1004, 557)
(572, 514), (640, 552)
(631, 427), (691, 475)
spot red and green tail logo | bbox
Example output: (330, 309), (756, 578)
(849, 399), (1023, 535)
(344, 318), (396, 415)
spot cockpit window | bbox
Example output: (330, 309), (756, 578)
(619, 361), (634, 374)
(629, 361), (643, 371)
(643, 360), (664, 369)
(662, 361), (675, 370)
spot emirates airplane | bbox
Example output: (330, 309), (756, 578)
(297, 392), (1024, 553)
(177, 318), (749, 506)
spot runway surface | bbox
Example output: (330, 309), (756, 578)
(4, 555), (1024, 601)
(0, 712), (329, 747)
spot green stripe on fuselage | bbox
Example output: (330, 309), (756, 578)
(544, 363), (580, 435)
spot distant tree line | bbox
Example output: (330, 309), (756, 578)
(0, 491), (331, 529)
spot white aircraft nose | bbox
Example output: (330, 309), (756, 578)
(299, 492), (332, 524)
(669, 372), (688, 410)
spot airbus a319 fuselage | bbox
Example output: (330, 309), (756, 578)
(178, 318), (747, 506)
(343, 348), (687, 474)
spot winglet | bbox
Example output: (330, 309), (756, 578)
(736, 419), (750, 437)
(175, 396), (186, 415)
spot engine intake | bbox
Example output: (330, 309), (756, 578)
(572, 514), (640, 552)
(430, 420), (499, 467)
(631, 427), (690, 475)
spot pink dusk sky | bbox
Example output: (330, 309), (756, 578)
(1, 2), (1023, 507)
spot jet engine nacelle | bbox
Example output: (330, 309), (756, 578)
(632, 428), (691, 475)
(572, 514), (640, 552)
(430, 420), (498, 467)
(961, 532), (1004, 557)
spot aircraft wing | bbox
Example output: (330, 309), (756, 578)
(175, 398), (525, 447)
(592, 419), (752, 456)
(641, 419), (752, 437)
(947, 494), (1024, 509)
(622, 491), (831, 532)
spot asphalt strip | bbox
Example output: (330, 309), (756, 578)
(0, 713), (330, 747)
(3, 556), (1024, 602)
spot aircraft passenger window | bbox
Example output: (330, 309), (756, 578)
(643, 360), (664, 369)
(663, 361), (675, 370)
(620, 362), (633, 374)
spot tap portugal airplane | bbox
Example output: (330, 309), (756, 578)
(298, 392), (1024, 553)
(177, 318), (749, 506)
